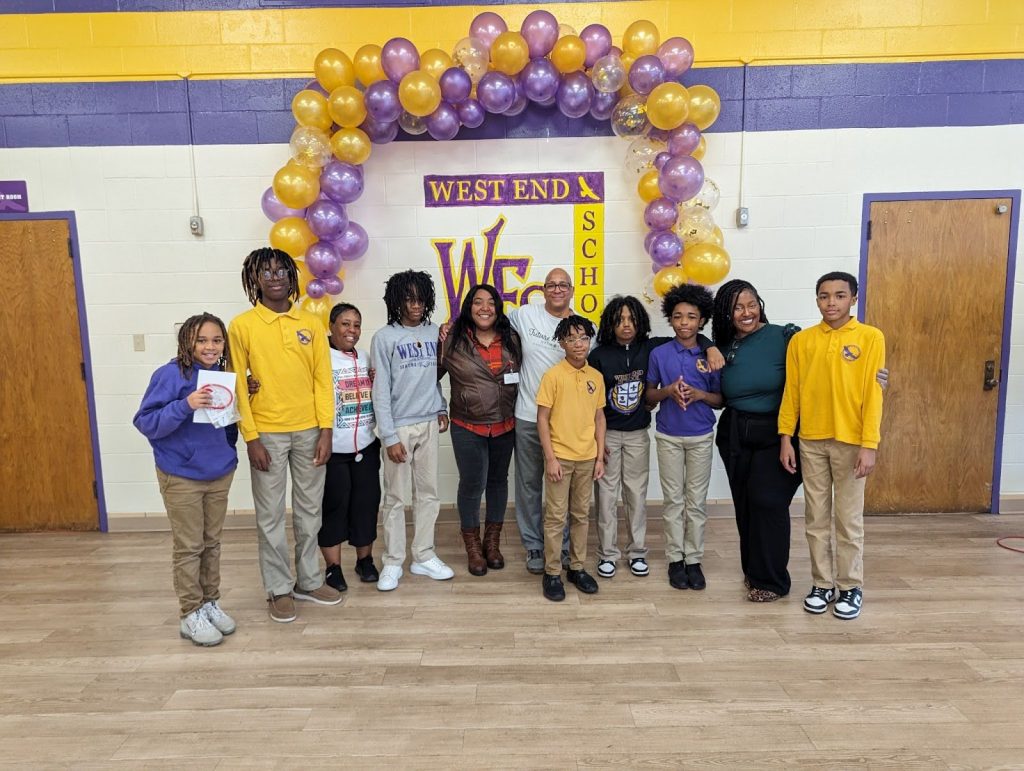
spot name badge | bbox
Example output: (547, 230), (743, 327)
(504, 372), (520, 385)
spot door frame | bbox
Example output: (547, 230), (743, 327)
(858, 190), (1020, 514)
(0, 211), (108, 531)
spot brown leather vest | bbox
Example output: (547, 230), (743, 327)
(440, 333), (519, 425)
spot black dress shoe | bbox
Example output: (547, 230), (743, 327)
(685, 562), (706, 590)
(668, 560), (689, 590)
(543, 574), (565, 602)
(325, 564), (348, 592)
(354, 556), (379, 583)
(566, 569), (599, 594)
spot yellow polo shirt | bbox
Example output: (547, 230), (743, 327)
(536, 359), (606, 461)
(778, 318), (885, 449)
(229, 302), (333, 442)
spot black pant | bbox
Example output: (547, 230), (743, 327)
(318, 439), (381, 548)
(716, 409), (801, 596)
(450, 423), (515, 529)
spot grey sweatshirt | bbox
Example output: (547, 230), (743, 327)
(370, 321), (447, 447)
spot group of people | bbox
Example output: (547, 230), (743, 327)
(134, 246), (886, 647)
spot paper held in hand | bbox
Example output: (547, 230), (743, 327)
(194, 370), (240, 428)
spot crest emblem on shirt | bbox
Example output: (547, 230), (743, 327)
(296, 329), (312, 345)
(610, 381), (643, 414)
(696, 358), (710, 373)
(586, 380), (597, 395)
(841, 344), (861, 362)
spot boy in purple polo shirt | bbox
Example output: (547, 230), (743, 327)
(646, 285), (722, 591)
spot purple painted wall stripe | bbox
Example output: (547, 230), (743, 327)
(2, 0), (606, 12)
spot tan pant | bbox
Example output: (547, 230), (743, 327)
(655, 431), (714, 564)
(543, 458), (596, 575)
(799, 438), (866, 590)
(596, 429), (650, 561)
(157, 467), (234, 617)
(381, 420), (441, 567)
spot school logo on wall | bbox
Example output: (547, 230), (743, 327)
(424, 171), (605, 324)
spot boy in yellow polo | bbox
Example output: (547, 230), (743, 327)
(230, 248), (341, 623)
(779, 271), (885, 621)
(536, 315), (606, 601)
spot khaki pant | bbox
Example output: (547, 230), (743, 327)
(655, 431), (714, 564)
(799, 438), (866, 590)
(381, 420), (441, 567)
(250, 429), (326, 597)
(157, 467), (234, 617)
(596, 429), (650, 561)
(543, 458), (595, 575)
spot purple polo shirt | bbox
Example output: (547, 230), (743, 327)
(647, 339), (721, 437)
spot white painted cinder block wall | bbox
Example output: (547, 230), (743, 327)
(2, 124), (1022, 519)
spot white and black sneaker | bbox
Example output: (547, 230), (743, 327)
(597, 560), (616, 578)
(629, 558), (650, 577)
(803, 586), (836, 614)
(833, 588), (863, 620)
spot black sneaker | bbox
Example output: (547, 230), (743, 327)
(543, 574), (565, 602)
(566, 569), (599, 594)
(833, 588), (863, 620)
(803, 586), (835, 614)
(325, 564), (347, 592)
(668, 560), (689, 590)
(354, 556), (379, 583)
(685, 563), (706, 590)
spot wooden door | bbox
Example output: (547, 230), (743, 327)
(863, 197), (1012, 513)
(0, 219), (99, 530)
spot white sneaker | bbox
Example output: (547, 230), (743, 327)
(410, 556), (455, 580)
(597, 560), (616, 578)
(201, 600), (236, 635)
(377, 565), (403, 591)
(179, 608), (223, 647)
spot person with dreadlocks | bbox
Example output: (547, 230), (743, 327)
(229, 247), (341, 624)
(370, 269), (454, 591)
(134, 313), (239, 646)
(588, 295), (723, 580)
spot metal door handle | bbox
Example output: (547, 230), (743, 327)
(984, 360), (999, 391)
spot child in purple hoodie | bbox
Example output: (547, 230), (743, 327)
(134, 313), (239, 647)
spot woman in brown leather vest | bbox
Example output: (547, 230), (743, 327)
(438, 284), (522, 576)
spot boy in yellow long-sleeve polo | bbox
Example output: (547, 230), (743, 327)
(779, 272), (885, 621)
(229, 248), (341, 624)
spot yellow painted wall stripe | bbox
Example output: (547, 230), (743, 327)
(0, 1), (1021, 82)
(574, 203), (605, 327)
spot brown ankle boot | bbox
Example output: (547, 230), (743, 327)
(461, 528), (487, 576)
(483, 522), (505, 570)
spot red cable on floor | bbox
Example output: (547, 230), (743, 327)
(996, 536), (1024, 554)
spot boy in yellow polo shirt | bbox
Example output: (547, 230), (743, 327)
(536, 315), (606, 601)
(230, 248), (341, 624)
(779, 271), (885, 621)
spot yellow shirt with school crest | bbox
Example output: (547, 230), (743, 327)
(536, 359), (606, 461)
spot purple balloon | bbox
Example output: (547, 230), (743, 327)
(519, 58), (560, 103)
(331, 221), (369, 261)
(658, 36), (695, 77)
(555, 71), (594, 119)
(306, 278), (327, 300)
(658, 156), (705, 203)
(426, 102), (461, 141)
(306, 240), (343, 279)
(537, 94), (557, 107)
(261, 187), (305, 221)
(649, 231), (684, 267)
(469, 11), (507, 48)
(439, 67), (472, 103)
(321, 275), (345, 296)
(520, 9), (559, 58)
(644, 197), (678, 231)
(381, 37), (419, 83)
(478, 71), (516, 114)
(504, 79), (528, 116)
(580, 24), (612, 68)
(629, 55), (667, 95)
(320, 161), (364, 204)
(360, 115), (399, 144)
(644, 229), (666, 254)
(364, 80), (401, 124)
(589, 89), (617, 120)
(668, 123), (702, 156)
(456, 99), (485, 128)
(654, 151), (671, 170)
(306, 199), (349, 240)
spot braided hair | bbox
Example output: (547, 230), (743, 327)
(175, 312), (231, 377)
(241, 247), (299, 306)
(383, 269), (435, 325)
(596, 295), (651, 346)
(553, 314), (596, 342)
(711, 279), (768, 350)
(447, 284), (522, 365)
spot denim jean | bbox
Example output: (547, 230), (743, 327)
(450, 423), (515, 529)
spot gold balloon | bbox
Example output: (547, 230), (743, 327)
(315, 48), (355, 93)
(330, 127), (371, 165)
(328, 85), (367, 128)
(420, 47), (453, 81)
(398, 70), (442, 117)
(646, 82), (690, 130)
(490, 31), (530, 75)
(653, 265), (688, 297)
(353, 44), (386, 86)
(682, 243), (731, 285)
(692, 134), (707, 161)
(688, 84), (722, 130)
(291, 89), (332, 131)
(299, 294), (332, 332)
(637, 169), (661, 203)
(270, 217), (316, 259)
(706, 225), (725, 247)
(550, 34), (586, 74)
(272, 163), (320, 209)
(622, 19), (660, 57)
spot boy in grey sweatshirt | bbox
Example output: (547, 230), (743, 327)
(370, 270), (454, 591)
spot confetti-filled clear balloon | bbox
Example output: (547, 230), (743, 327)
(398, 110), (428, 135)
(640, 273), (658, 304)
(674, 206), (715, 246)
(289, 126), (332, 168)
(453, 36), (489, 84)
(685, 177), (721, 212)
(610, 93), (649, 138)
(591, 53), (627, 93)
(624, 136), (663, 176)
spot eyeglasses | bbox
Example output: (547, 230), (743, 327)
(260, 268), (289, 281)
(544, 282), (572, 292)
(563, 335), (591, 346)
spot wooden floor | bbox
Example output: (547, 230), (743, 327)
(2, 514), (1024, 769)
